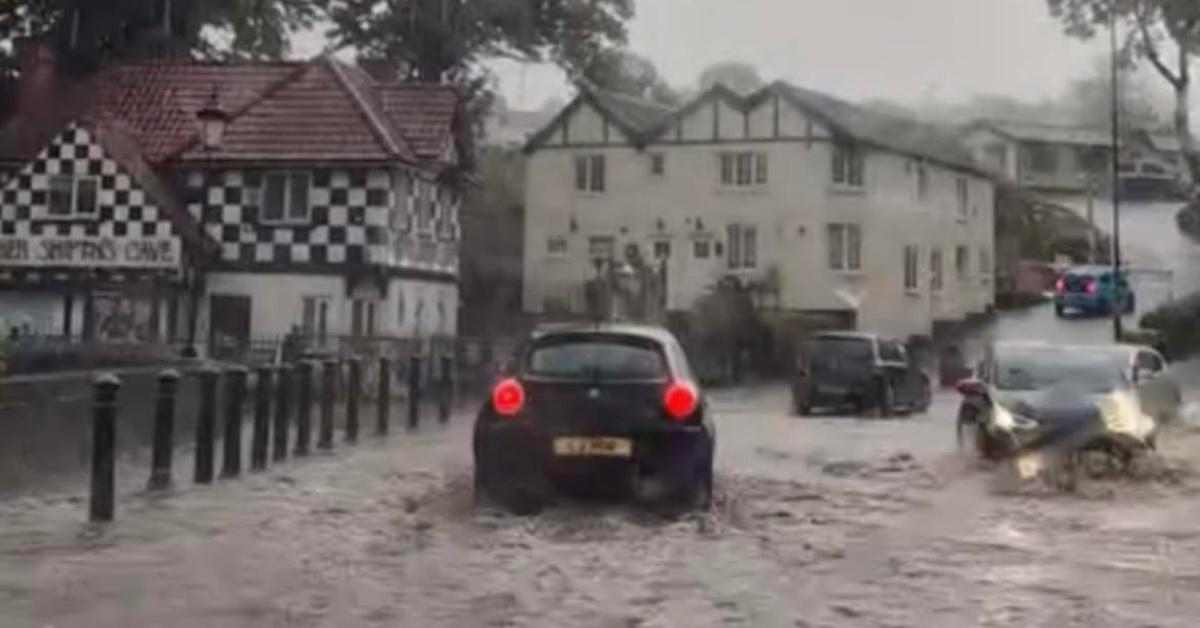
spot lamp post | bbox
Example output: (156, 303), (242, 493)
(187, 87), (229, 357)
(1109, 9), (1124, 342)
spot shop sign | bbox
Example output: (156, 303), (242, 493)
(0, 236), (180, 269)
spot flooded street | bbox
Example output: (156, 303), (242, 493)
(4, 204), (1200, 627)
(4, 382), (1200, 627)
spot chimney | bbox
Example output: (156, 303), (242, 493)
(14, 37), (58, 115)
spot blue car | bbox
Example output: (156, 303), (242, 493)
(1054, 265), (1135, 317)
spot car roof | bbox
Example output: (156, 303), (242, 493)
(991, 341), (1151, 363)
(530, 322), (679, 345)
(809, 331), (881, 341)
(1064, 265), (1116, 276)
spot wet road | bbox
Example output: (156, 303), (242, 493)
(4, 200), (1200, 627)
(3, 385), (1200, 628)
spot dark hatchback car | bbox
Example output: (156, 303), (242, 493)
(956, 342), (1163, 460)
(473, 324), (715, 514)
(791, 332), (931, 416)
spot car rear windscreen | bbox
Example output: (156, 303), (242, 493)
(807, 337), (873, 363)
(1063, 274), (1094, 292)
(526, 336), (668, 381)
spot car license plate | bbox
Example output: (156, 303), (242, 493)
(553, 437), (632, 457)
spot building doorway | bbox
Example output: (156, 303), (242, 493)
(209, 294), (251, 360)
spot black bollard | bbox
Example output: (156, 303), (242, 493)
(318, 359), (336, 450)
(346, 357), (360, 443)
(408, 354), (422, 430)
(295, 361), (313, 456)
(250, 366), (272, 471)
(147, 368), (180, 491)
(438, 353), (453, 424)
(273, 364), (292, 461)
(221, 366), (248, 478)
(89, 373), (121, 523)
(377, 357), (390, 436)
(194, 366), (220, 484)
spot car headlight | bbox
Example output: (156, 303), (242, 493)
(992, 404), (1039, 432)
(1096, 390), (1155, 439)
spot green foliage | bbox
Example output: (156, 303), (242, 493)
(0, 1), (318, 64)
(1139, 292), (1200, 358)
(696, 61), (763, 95)
(581, 47), (678, 104)
(324, 0), (634, 82)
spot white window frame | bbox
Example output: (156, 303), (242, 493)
(261, 171), (312, 225)
(693, 239), (711, 259)
(718, 152), (768, 188)
(827, 223), (862, 272)
(546, 236), (568, 257)
(931, 247), (944, 293)
(653, 239), (671, 259)
(955, 244), (969, 279)
(726, 224), (758, 270)
(649, 152), (666, 177)
(587, 235), (615, 260)
(574, 154), (606, 193)
(904, 245), (919, 292)
(956, 177), (969, 220)
(832, 143), (865, 189)
(46, 174), (99, 220)
(301, 295), (332, 341)
(979, 248), (992, 283)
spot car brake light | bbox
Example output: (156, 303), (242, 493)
(491, 378), (524, 417)
(663, 381), (698, 420)
(1054, 277), (1065, 293)
(1086, 279), (1097, 295)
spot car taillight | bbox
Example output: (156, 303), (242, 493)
(663, 381), (698, 420)
(1054, 277), (1065, 293)
(1086, 279), (1097, 294)
(491, 378), (524, 417)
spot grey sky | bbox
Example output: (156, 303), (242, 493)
(299, 0), (1171, 113)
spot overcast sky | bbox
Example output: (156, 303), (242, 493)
(301, 0), (1171, 113)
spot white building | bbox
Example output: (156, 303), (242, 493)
(0, 40), (464, 358)
(521, 83), (996, 339)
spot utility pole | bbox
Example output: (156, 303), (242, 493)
(1086, 176), (1097, 263)
(1109, 9), (1124, 342)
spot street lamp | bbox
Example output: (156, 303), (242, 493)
(1109, 8), (1124, 342)
(196, 87), (229, 151)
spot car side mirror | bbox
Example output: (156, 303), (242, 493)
(955, 378), (987, 398)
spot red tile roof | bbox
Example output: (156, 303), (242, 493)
(178, 59), (408, 162)
(376, 84), (459, 159)
(0, 57), (460, 168)
(98, 62), (302, 162)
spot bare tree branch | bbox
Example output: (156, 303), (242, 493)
(1135, 0), (1184, 88)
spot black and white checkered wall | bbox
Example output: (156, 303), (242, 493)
(184, 167), (460, 272)
(0, 125), (177, 240)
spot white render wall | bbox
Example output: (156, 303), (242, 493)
(524, 97), (996, 339)
(203, 272), (457, 341)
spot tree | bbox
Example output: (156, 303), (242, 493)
(1064, 56), (1163, 130)
(581, 47), (678, 104)
(325, 0), (637, 171)
(696, 61), (763, 95)
(1046, 0), (1200, 186)
(0, 1), (319, 65)
(324, 0), (634, 82)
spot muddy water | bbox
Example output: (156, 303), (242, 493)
(2, 387), (1200, 627)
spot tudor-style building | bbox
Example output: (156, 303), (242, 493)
(0, 39), (463, 357)
(522, 83), (997, 339)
